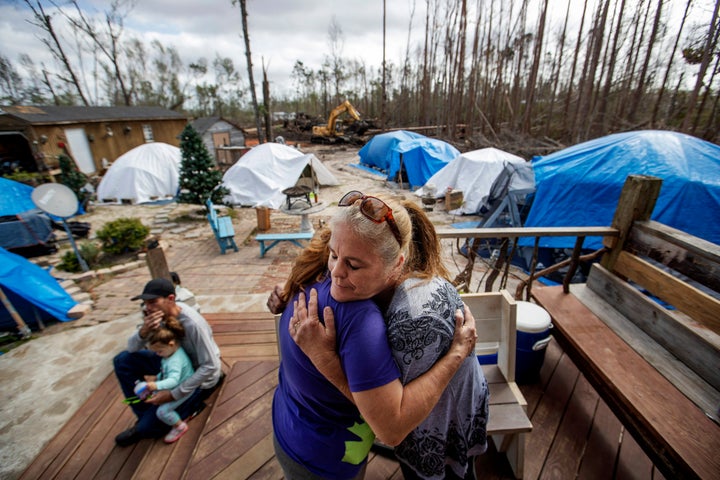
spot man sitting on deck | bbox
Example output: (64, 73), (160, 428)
(113, 278), (224, 446)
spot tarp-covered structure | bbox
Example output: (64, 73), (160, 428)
(524, 130), (720, 249)
(0, 177), (54, 251)
(97, 142), (181, 204)
(0, 247), (78, 331)
(221, 142), (339, 209)
(358, 130), (460, 188)
(415, 148), (535, 216)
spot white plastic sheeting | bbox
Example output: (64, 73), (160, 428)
(221, 143), (339, 208)
(415, 148), (535, 215)
(96, 143), (181, 204)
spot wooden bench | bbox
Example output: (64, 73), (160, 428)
(532, 175), (720, 479)
(462, 291), (532, 479)
(206, 199), (238, 254)
(255, 231), (313, 258)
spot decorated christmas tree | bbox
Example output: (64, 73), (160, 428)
(178, 124), (227, 207)
(58, 153), (89, 209)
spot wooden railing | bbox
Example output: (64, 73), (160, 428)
(436, 226), (619, 300)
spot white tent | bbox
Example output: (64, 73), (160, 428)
(221, 143), (339, 208)
(415, 148), (535, 215)
(97, 143), (181, 204)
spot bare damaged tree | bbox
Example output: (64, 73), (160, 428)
(521, 0), (549, 134)
(65, 0), (135, 106)
(682, 0), (720, 132)
(327, 16), (345, 108)
(262, 57), (272, 143)
(652, 0), (692, 125)
(562, 0), (588, 134)
(628, 0), (664, 123)
(234, 0), (263, 143)
(596, 0), (628, 134)
(24, 0), (89, 105)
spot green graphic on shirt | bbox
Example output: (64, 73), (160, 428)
(342, 421), (375, 465)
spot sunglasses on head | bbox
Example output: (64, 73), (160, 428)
(338, 191), (402, 246)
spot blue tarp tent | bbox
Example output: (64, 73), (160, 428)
(0, 247), (78, 331)
(358, 130), (460, 188)
(523, 130), (720, 249)
(0, 178), (54, 251)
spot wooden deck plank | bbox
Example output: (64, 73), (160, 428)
(211, 433), (276, 480)
(185, 361), (278, 478)
(522, 352), (580, 479)
(18, 373), (122, 479)
(247, 455), (284, 480)
(576, 398), (623, 480)
(615, 429), (654, 480)
(206, 362), (278, 432)
(365, 451), (402, 479)
(542, 374), (598, 478)
(72, 408), (141, 480)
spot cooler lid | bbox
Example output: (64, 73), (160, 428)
(516, 301), (552, 333)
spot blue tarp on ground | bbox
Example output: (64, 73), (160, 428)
(0, 178), (55, 250)
(0, 247), (77, 331)
(0, 177), (37, 215)
(523, 130), (720, 249)
(358, 130), (460, 188)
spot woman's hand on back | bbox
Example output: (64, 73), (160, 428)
(449, 305), (477, 359)
(291, 289), (339, 365)
(266, 284), (286, 314)
(291, 289), (353, 400)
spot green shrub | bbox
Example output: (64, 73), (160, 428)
(57, 249), (82, 273)
(96, 218), (150, 254)
(55, 241), (103, 272)
(79, 241), (102, 265)
(2, 170), (50, 186)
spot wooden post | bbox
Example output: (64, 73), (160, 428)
(601, 175), (662, 271)
(145, 238), (172, 282)
(0, 286), (32, 338)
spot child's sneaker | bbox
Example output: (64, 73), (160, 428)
(163, 421), (188, 444)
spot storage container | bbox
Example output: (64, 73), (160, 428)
(477, 300), (552, 384)
(515, 301), (552, 383)
(445, 189), (464, 210)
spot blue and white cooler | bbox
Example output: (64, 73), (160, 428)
(476, 300), (552, 384)
(515, 301), (552, 383)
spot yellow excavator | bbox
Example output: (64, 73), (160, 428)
(311, 100), (369, 143)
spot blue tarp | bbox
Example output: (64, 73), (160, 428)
(523, 130), (720, 249)
(0, 247), (77, 331)
(358, 130), (460, 188)
(0, 178), (55, 250)
(0, 177), (37, 216)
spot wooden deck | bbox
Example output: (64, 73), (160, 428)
(21, 311), (667, 479)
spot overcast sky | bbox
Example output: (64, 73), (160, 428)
(0, 0), (428, 98)
(0, 0), (713, 102)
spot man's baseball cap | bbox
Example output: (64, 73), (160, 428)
(131, 278), (175, 301)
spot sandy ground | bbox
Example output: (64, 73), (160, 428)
(0, 143), (524, 479)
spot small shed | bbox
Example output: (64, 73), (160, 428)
(190, 117), (246, 171)
(0, 105), (188, 176)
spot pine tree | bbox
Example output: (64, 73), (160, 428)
(177, 124), (228, 208)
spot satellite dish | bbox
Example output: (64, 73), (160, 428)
(31, 183), (78, 218)
(31, 183), (88, 271)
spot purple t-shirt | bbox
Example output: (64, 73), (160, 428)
(272, 276), (400, 479)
